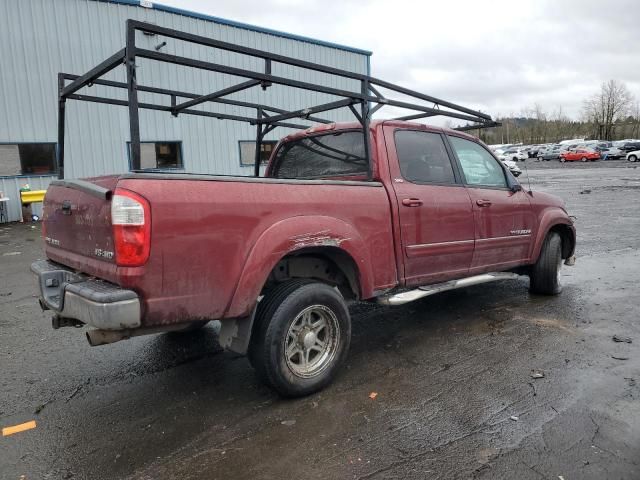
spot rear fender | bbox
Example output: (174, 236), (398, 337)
(225, 216), (374, 318)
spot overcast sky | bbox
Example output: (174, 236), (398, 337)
(159, 0), (639, 121)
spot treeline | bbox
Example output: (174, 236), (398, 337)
(473, 80), (640, 144)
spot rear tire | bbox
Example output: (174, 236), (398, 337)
(529, 232), (563, 295)
(629, 155), (637, 162)
(248, 280), (351, 397)
(581, 156), (587, 162)
(560, 157), (566, 162)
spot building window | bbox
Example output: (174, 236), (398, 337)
(128, 142), (183, 170)
(239, 141), (278, 167)
(0, 143), (57, 176)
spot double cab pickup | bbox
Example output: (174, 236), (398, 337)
(33, 121), (576, 396)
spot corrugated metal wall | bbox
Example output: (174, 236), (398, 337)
(0, 0), (369, 221)
(0, 176), (52, 221)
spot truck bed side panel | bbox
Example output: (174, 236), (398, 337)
(116, 177), (397, 325)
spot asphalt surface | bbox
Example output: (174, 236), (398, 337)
(1, 160), (639, 479)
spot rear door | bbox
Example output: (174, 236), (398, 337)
(446, 135), (534, 272)
(385, 126), (475, 286)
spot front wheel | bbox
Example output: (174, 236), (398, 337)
(560, 157), (566, 162)
(529, 232), (563, 295)
(581, 156), (587, 162)
(629, 155), (637, 162)
(248, 280), (351, 397)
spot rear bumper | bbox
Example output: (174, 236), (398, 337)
(31, 259), (141, 330)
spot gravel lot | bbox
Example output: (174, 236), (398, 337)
(1, 162), (639, 479)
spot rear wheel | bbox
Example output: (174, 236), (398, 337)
(581, 156), (587, 162)
(629, 155), (637, 162)
(248, 280), (351, 397)
(560, 157), (566, 162)
(529, 232), (563, 295)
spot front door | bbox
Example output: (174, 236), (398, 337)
(447, 135), (534, 272)
(385, 127), (476, 286)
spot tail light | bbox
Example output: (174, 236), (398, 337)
(111, 188), (151, 267)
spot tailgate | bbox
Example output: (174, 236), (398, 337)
(43, 176), (119, 268)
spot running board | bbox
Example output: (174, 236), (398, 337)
(377, 272), (521, 306)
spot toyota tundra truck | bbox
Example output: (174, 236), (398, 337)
(33, 120), (576, 396)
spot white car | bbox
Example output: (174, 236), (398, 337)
(498, 148), (528, 162)
(501, 159), (522, 177)
(626, 150), (640, 162)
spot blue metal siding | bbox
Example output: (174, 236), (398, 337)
(0, 0), (369, 221)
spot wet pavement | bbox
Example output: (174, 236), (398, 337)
(1, 161), (639, 479)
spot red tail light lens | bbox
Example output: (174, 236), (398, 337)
(111, 188), (151, 267)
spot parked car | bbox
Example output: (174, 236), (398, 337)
(499, 148), (528, 162)
(619, 141), (640, 153)
(537, 146), (561, 161)
(33, 121), (577, 396)
(594, 144), (623, 159)
(560, 148), (600, 162)
(501, 159), (522, 176)
(626, 150), (640, 162)
(525, 146), (535, 158)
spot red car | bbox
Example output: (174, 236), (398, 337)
(560, 148), (600, 162)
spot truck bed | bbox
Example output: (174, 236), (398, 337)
(42, 173), (398, 326)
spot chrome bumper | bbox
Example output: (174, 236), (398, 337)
(31, 259), (141, 330)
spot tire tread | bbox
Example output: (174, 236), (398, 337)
(530, 232), (562, 295)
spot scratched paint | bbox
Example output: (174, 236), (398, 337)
(290, 230), (349, 249)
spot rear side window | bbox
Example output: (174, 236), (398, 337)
(395, 130), (456, 184)
(448, 136), (507, 188)
(272, 131), (367, 179)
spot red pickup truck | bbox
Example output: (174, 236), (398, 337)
(33, 121), (575, 396)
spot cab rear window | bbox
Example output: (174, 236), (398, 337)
(272, 131), (367, 179)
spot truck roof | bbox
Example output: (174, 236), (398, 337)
(280, 120), (479, 143)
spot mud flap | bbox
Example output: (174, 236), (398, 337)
(218, 308), (256, 355)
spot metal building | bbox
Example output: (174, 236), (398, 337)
(0, 0), (371, 222)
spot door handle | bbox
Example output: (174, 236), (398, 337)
(476, 199), (492, 207)
(402, 198), (423, 207)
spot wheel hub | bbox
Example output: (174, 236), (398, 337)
(284, 304), (340, 378)
(301, 329), (317, 349)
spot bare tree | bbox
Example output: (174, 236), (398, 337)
(583, 80), (634, 140)
(630, 101), (640, 139)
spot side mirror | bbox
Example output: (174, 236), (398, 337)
(510, 183), (523, 193)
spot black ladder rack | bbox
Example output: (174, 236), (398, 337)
(57, 19), (499, 180)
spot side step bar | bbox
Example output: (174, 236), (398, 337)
(377, 272), (521, 306)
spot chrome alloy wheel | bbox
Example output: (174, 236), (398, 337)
(284, 305), (340, 378)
